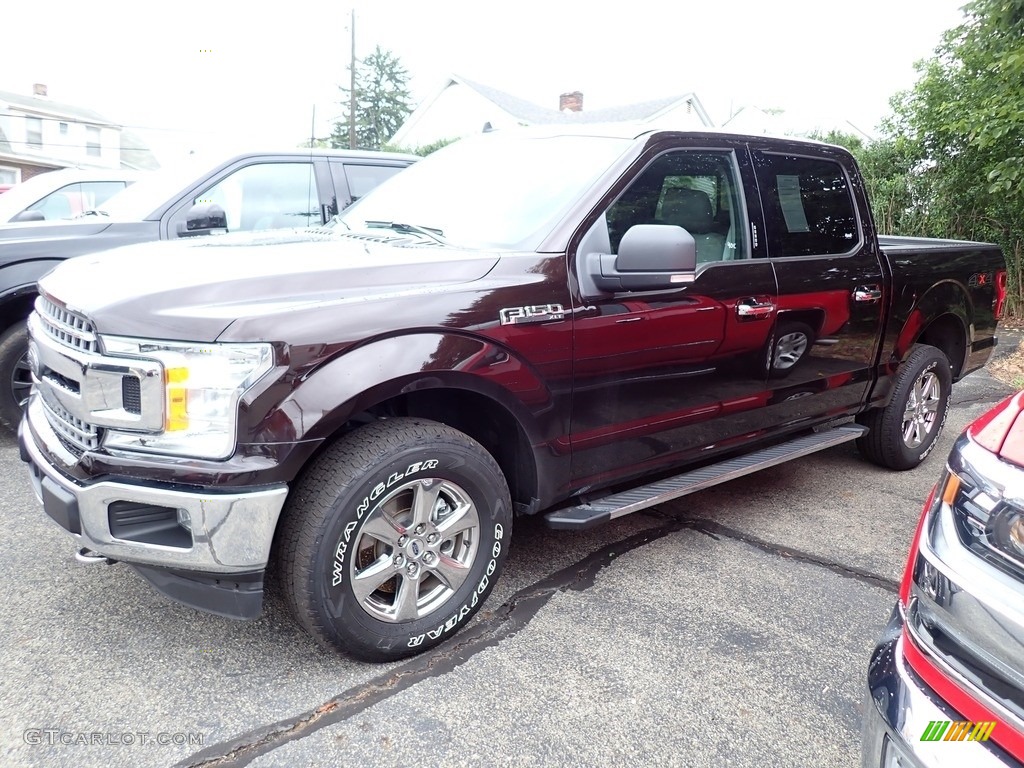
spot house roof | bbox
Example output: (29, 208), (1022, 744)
(455, 75), (712, 126)
(0, 89), (118, 127)
(391, 75), (714, 146)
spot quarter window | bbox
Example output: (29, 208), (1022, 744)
(754, 153), (858, 257)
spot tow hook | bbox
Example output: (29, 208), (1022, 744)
(74, 547), (117, 565)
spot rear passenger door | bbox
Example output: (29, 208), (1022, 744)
(749, 143), (885, 422)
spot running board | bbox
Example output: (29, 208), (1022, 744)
(545, 424), (867, 530)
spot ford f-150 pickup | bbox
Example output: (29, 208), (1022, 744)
(19, 125), (1007, 661)
(0, 148), (417, 433)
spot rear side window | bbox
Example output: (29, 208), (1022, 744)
(344, 164), (404, 202)
(754, 153), (858, 257)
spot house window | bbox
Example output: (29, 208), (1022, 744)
(26, 117), (42, 149)
(59, 122), (69, 135)
(86, 126), (101, 157)
(0, 167), (19, 185)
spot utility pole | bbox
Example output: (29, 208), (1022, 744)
(349, 8), (357, 149)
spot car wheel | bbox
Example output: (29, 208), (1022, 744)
(0, 320), (32, 434)
(274, 417), (512, 661)
(767, 320), (814, 378)
(857, 344), (952, 470)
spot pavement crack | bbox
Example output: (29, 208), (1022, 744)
(657, 514), (900, 594)
(177, 519), (684, 767)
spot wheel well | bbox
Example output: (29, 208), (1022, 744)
(916, 313), (967, 379)
(0, 292), (36, 334)
(318, 388), (538, 514)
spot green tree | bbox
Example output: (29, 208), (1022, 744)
(885, 0), (1024, 311)
(330, 46), (413, 151)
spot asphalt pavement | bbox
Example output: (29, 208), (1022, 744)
(1, 336), (1017, 768)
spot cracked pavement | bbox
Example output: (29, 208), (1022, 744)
(1, 344), (1016, 768)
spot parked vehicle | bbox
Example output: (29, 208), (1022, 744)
(0, 149), (418, 432)
(19, 125), (1006, 661)
(863, 392), (1024, 767)
(0, 168), (139, 224)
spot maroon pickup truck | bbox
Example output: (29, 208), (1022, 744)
(19, 126), (1006, 661)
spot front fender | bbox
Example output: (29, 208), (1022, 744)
(248, 332), (555, 448)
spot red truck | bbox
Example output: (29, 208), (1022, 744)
(20, 125), (1006, 661)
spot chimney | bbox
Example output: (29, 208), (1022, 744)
(559, 91), (583, 113)
(33, 83), (47, 97)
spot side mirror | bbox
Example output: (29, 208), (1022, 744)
(11, 209), (46, 223)
(586, 224), (697, 292)
(177, 203), (227, 237)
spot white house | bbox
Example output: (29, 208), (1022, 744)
(0, 84), (159, 185)
(390, 75), (714, 150)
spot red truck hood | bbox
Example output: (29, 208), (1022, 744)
(968, 390), (1024, 467)
(36, 229), (500, 342)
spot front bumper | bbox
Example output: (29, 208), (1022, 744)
(20, 395), (289, 575)
(863, 607), (1020, 768)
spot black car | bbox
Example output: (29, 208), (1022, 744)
(0, 148), (417, 432)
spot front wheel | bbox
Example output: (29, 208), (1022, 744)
(857, 344), (952, 470)
(0, 320), (32, 434)
(274, 418), (512, 661)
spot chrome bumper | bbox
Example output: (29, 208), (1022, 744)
(22, 395), (289, 573)
(862, 610), (1018, 768)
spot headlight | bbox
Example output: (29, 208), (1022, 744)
(943, 446), (1024, 576)
(99, 336), (274, 460)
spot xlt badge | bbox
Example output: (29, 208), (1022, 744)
(499, 304), (566, 326)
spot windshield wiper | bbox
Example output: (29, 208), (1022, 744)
(74, 209), (110, 219)
(364, 220), (445, 244)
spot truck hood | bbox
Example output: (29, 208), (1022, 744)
(37, 229), (501, 341)
(0, 218), (113, 242)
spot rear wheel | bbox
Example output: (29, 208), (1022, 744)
(274, 418), (512, 661)
(857, 344), (951, 470)
(0, 320), (31, 434)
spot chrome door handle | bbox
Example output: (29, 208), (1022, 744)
(736, 298), (776, 320)
(853, 285), (883, 303)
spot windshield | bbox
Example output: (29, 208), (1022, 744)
(338, 133), (634, 250)
(97, 156), (221, 220)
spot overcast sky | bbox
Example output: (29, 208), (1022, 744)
(1, 0), (968, 163)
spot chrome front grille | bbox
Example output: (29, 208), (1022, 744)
(39, 390), (100, 454)
(35, 295), (97, 353)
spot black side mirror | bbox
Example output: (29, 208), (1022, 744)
(177, 203), (227, 237)
(586, 224), (697, 292)
(11, 210), (46, 223)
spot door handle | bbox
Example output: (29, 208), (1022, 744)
(736, 297), (776, 320)
(853, 285), (883, 303)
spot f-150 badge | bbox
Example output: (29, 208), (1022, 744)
(499, 304), (566, 326)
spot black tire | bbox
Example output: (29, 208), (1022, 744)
(274, 417), (512, 662)
(0, 320), (31, 434)
(767, 320), (814, 378)
(857, 344), (952, 470)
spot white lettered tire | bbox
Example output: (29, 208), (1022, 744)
(274, 418), (512, 661)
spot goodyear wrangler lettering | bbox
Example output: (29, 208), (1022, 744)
(331, 460), (440, 587)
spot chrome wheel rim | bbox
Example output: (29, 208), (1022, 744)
(773, 332), (809, 370)
(902, 370), (941, 449)
(348, 477), (480, 623)
(11, 350), (32, 409)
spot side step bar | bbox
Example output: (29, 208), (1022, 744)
(544, 424), (867, 530)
